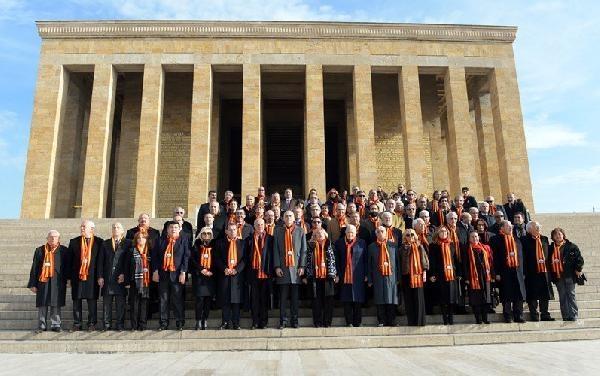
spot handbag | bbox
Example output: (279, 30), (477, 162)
(576, 273), (587, 286)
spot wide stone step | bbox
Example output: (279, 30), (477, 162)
(0, 322), (598, 353)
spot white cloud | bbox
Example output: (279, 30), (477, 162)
(524, 114), (586, 149)
(538, 165), (600, 186)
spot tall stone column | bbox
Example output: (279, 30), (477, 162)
(399, 65), (428, 193)
(187, 64), (213, 218)
(444, 66), (479, 196)
(490, 65), (534, 211)
(80, 64), (117, 218)
(134, 64), (164, 217)
(21, 64), (68, 219)
(474, 92), (502, 201)
(352, 65), (377, 189)
(304, 64), (326, 195)
(241, 64), (262, 198)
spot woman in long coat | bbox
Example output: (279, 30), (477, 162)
(399, 229), (429, 326)
(304, 228), (337, 327)
(464, 231), (494, 324)
(428, 226), (460, 325)
(190, 227), (217, 330)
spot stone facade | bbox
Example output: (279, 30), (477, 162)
(21, 20), (534, 219)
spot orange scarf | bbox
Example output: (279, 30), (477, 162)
(533, 235), (547, 273)
(337, 214), (346, 228)
(418, 232), (429, 247)
(408, 242), (424, 288)
(265, 223), (275, 236)
(551, 242), (564, 278)
(163, 236), (178, 272)
(314, 239), (327, 279)
(455, 206), (463, 218)
(431, 200), (439, 213)
(503, 233), (519, 268)
(138, 244), (150, 287)
(437, 210), (446, 226)
(489, 204), (496, 215)
(439, 240), (455, 281)
(227, 238), (238, 269)
(199, 245), (212, 269)
(343, 239), (356, 284)
(284, 225), (296, 267)
(386, 227), (396, 243)
(369, 216), (380, 229)
(252, 233), (267, 279)
(39, 243), (58, 283)
(79, 237), (94, 281)
(237, 223), (244, 238)
(448, 226), (460, 262)
(377, 240), (392, 276)
(469, 244), (490, 289)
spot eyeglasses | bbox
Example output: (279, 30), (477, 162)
(175, 211), (184, 214)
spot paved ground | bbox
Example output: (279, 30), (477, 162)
(0, 339), (597, 375)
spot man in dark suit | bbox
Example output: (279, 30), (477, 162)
(151, 221), (190, 330)
(126, 213), (161, 249)
(247, 218), (273, 329)
(281, 188), (297, 212)
(503, 193), (529, 223)
(196, 190), (219, 231)
(461, 187), (478, 210)
(69, 220), (103, 331)
(162, 207), (194, 237)
(273, 210), (307, 329)
(98, 222), (131, 331)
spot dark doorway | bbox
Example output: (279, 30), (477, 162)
(218, 99), (242, 195)
(263, 99), (304, 196)
(324, 100), (349, 192)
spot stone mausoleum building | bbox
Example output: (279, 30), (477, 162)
(21, 20), (533, 219)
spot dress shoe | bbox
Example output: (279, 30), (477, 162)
(377, 323), (384, 327)
(514, 318), (526, 323)
(291, 322), (298, 329)
(278, 322), (287, 330)
(87, 325), (96, 332)
(219, 323), (230, 330)
(540, 316), (555, 322)
(51, 327), (62, 333)
(233, 325), (241, 330)
(70, 325), (81, 332)
(158, 326), (168, 331)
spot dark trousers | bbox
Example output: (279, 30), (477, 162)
(472, 304), (489, 323)
(251, 279), (270, 327)
(502, 299), (524, 321)
(159, 279), (184, 328)
(73, 298), (97, 328)
(376, 304), (397, 326)
(527, 299), (550, 319)
(103, 294), (126, 329)
(344, 302), (362, 326)
(222, 303), (240, 326)
(312, 280), (333, 327)
(129, 291), (149, 329)
(403, 286), (426, 326)
(195, 296), (212, 322)
(440, 304), (455, 325)
(279, 284), (299, 325)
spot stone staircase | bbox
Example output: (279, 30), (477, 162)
(0, 213), (598, 352)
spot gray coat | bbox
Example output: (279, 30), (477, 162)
(367, 241), (400, 305)
(272, 225), (307, 285)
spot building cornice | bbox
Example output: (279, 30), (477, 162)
(36, 20), (517, 43)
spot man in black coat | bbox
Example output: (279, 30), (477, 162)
(491, 221), (527, 323)
(69, 220), (103, 331)
(196, 190), (219, 231)
(522, 221), (555, 322)
(28, 230), (70, 332)
(461, 187), (478, 210)
(151, 221), (190, 330)
(98, 223), (132, 331)
(246, 218), (272, 329)
(503, 193), (529, 223)
(214, 222), (246, 329)
(162, 207), (194, 238)
(126, 213), (161, 250)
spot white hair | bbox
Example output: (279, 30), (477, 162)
(81, 219), (95, 229)
(526, 221), (540, 233)
(412, 218), (425, 230)
(345, 224), (357, 233)
(47, 229), (60, 238)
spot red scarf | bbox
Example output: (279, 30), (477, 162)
(39, 243), (59, 282)
(314, 239), (327, 279)
(503, 233), (519, 268)
(439, 239), (455, 281)
(533, 235), (547, 273)
(448, 225), (460, 262)
(468, 244), (491, 289)
(551, 242), (564, 278)
(343, 239), (357, 284)
(252, 233), (267, 279)
(79, 237), (94, 281)
(377, 240), (392, 276)
(284, 225), (296, 267)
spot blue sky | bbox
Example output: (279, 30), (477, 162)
(0, 0), (598, 217)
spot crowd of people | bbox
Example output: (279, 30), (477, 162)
(28, 185), (585, 332)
